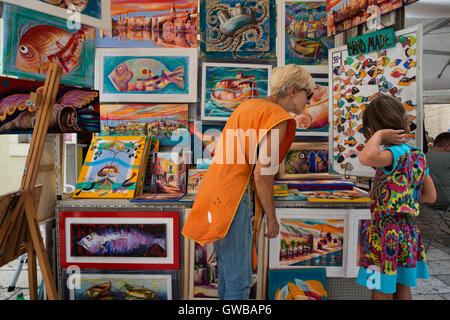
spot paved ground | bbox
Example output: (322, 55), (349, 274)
(0, 206), (448, 300)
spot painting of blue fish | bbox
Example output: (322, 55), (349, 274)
(96, 48), (198, 102)
(201, 62), (271, 121)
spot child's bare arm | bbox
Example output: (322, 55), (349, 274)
(421, 174), (437, 204)
(359, 129), (405, 168)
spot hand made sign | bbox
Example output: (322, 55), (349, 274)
(347, 28), (395, 56)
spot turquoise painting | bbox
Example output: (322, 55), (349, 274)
(1, 4), (95, 88)
(201, 63), (270, 121)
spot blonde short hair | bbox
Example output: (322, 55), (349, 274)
(269, 64), (315, 97)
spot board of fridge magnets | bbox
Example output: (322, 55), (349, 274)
(328, 25), (423, 177)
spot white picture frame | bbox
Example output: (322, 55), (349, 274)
(95, 48), (198, 103)
(346, 209), (371, 278)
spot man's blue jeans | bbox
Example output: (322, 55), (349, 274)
(213, 185), (254, 300)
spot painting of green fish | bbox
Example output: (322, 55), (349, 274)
(96, 48), (197, 103)
(2, 4), (96, 88)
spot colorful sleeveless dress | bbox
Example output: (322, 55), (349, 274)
(356, 143), (430, 294)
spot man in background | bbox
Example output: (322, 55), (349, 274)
(427, 132), (450, 209)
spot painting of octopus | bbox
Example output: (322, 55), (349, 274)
(2, 4), (96, 88)
(201, 0), (276, 59)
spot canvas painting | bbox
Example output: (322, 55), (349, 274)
(2, 4), (95, 88)
(96, 0), (197, 48)
(73, 135), (148, 199)
(278, 142), (333, 179)
(293, 78), (329, 136)
(95, 48), (197, 102)
(346, 210), (371, 277)
(2, 0), (111, 30)
(302, 188), (370, 202)
(190, 123), (224, 166)
(59, 211), (179, 269)
(268, 268), (327, 300)
(329, 26), (422, 177)
(201, 63), (271, 121)
(326, 0), (419, 37)
(100, 104), (189, 146)
(278, 1), (334, 73)
(200, 0), (276, 59)
(69, 273), (173, 300)
(0, 76), (100, 134)
(186, 169), (208, 196)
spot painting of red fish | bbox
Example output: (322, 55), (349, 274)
(59, 211), (179, 270)
(2, 4), (96, 88)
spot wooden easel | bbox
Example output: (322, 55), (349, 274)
(0, 63), (62, 300)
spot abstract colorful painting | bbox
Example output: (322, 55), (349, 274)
(74, 136), (148, 199)
(268, 268), (327, 300)
(329, 26), (422, 177)
(59, 211), (179, 269)
(346, 211), (370, 277)
(69, 273), (173, 300)
(0, 76), (100, 134)
(96, 0), (197, 48)
(190, 123), (224, 166)
(100, 104), (189, 146)
(95, 48), (197, 102)
(200, 0), (276, 59)
(326, 0), (419, 37)
(2, 0), (111, 30)
(278, 1), (334, 73)
(302, 188), (370, 202)
(293, 78), (329, 136)
(278, 142), (332, 179)
(201, 62), (271, 121)
(2, 4), (95, 88)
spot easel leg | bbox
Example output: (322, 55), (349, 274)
(26, 236), (38, 300)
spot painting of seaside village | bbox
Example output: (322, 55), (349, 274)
(96, 0), (198, 48)
(100, 104), (189, 145)
(278, 218), (344, 267)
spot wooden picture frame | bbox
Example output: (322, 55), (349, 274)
(59, 211), (179, 270)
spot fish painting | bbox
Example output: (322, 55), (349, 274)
(210, 72), (259, 108)
(16, 23), (95, 74)
(75, 226), (167, 257)
(108, 59), (184, 92)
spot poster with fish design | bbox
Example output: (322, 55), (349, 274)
(200, 0), (276, 59)
(100, 104), (189, 146)
(95, 48), (197, 102)
(2, 4), (96, 88)
(96, 0), (197, 49)
(0, 75), (100, 134)
(59, 211), (179, 269)
(69, 273), (173, 300)
(277, 1), (334, 73)
(269, 208), (347, 277)
(201, 62), (271, 121)
(1, 0), (111, 30)
(329, 25), (423, 177)
(73, 135), (149, 199)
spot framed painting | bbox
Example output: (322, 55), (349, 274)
(269, 208), (347, 277)
(268, 268), (327, 300)
(200, 0), (276, 59)
(2, 4), (95, 88)
(346, 209), (371, 277)
(69, 273), (173, 300)
(293, 77), (329, 136)
(100, 104), (189, 146)
(302, 188), (370, 203)
(190, 122), (224, 166)
(2, 0), (111, 30)
(59, 211), (180, 270)
(278, 142), (337, 179)
(73, 135), (149, 199)
(96, 0), (197, 48)
(183, 209), (268, 299)
(201, 62), (271, 121)
(329, 25), (423, 177)
(277, 1), (334, 73)
(95, 48), (198, 103)
(0, 76), (100, 134)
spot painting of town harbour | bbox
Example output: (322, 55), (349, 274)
(278, 218), (344, 267)
(100, 104), (189, 146)
(97, 0), (198, 48)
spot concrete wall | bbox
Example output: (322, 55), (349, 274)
(0, 135), (27, 195)
(424, 104), (450, 140)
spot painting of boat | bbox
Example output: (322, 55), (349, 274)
(210, 72), (260, 108)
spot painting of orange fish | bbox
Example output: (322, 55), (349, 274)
(2, 4), (95, 88)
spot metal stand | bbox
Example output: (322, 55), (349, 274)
(7, 254), (27, 292)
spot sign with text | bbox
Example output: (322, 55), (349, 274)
(347, 28), (395, 56)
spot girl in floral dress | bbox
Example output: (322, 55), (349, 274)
(356, 95), (437, 300)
